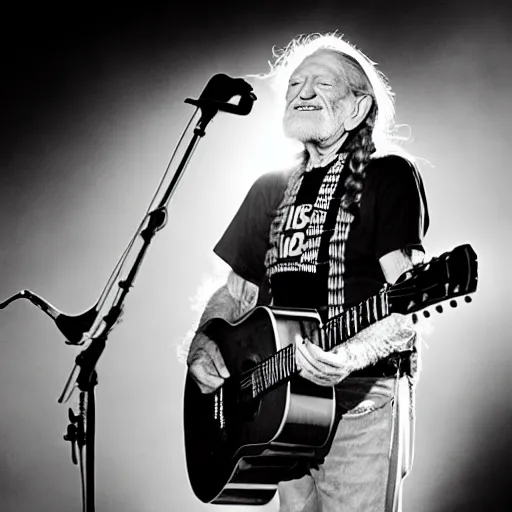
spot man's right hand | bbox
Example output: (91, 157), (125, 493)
(186, 331), (230, 394)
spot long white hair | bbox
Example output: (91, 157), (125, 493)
(252, 31), (414, 161)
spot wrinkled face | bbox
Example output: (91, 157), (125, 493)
(283, 49), (356, 145)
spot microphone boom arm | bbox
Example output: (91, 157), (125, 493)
(0, 73), (257, 400)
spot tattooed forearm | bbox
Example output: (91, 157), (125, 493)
(324, 248), (424, 374)
(333, 313), (416, 373)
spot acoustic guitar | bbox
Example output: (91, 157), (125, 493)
(183, 244), (478, 505)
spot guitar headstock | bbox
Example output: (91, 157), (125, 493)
(389, 244), (478, 316)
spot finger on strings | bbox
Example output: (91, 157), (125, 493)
(296, 342), (338, 382)
(304, 340), (345, 369)
(296, 356), (336, 386)
(300, 340), (348, 380)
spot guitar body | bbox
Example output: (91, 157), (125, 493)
(183, 244), (479, 505)
(183, 307), (336, 505)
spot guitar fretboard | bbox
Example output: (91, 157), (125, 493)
(232, 244), (478, 404)
(241, 288), (390, 400)
(323, 287), (390, 350)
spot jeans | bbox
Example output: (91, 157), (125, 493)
(278, 375), (415, 512)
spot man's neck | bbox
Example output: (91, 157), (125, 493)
(304, 133), (349, 170)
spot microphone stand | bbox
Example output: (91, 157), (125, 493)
(0, 74), (257, 512)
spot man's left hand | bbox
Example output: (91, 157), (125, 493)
(295, 336), (351, 386)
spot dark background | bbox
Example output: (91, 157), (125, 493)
(0, 1), (510, 511)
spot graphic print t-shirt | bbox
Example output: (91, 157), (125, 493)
(267, 161), (348, 311)
(213, 155), (429, 312)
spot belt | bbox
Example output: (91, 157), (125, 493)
(349, 351), (414, 379)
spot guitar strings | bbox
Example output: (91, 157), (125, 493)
(236, 294), (389, 392)
(238, 344), (296, 392)
(238, 347), (293, 389)
(235, 252), (472, 394)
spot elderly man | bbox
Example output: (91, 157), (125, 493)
(186, 33), (429, 512)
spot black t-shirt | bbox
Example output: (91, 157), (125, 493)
(214, 154), (429, 311)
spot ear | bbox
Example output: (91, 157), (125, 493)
(344, 94), (373, 131)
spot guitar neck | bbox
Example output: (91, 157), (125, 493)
(244, 288), (390, 400)
(322, 287), (390, 351)
(236, 243), (479, 402)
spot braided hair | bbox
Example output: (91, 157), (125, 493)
(340, 103), (378, 214)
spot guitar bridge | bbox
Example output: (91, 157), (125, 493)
(214, 387), (225, 430)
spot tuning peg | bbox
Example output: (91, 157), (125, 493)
(464, 296), (472, 303)
(435, 305), (443, 314)
(450, 300), (457, 308)
(423, 310), (430, 318)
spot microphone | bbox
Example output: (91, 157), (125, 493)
(0, 290), (98, 345)
(185, 73), (257, 126)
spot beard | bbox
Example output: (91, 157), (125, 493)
(283, 109), (338, 143)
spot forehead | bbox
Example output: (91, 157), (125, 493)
(290, 49), (347, 78)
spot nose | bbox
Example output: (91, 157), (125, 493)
(299, 79), (316, 100)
